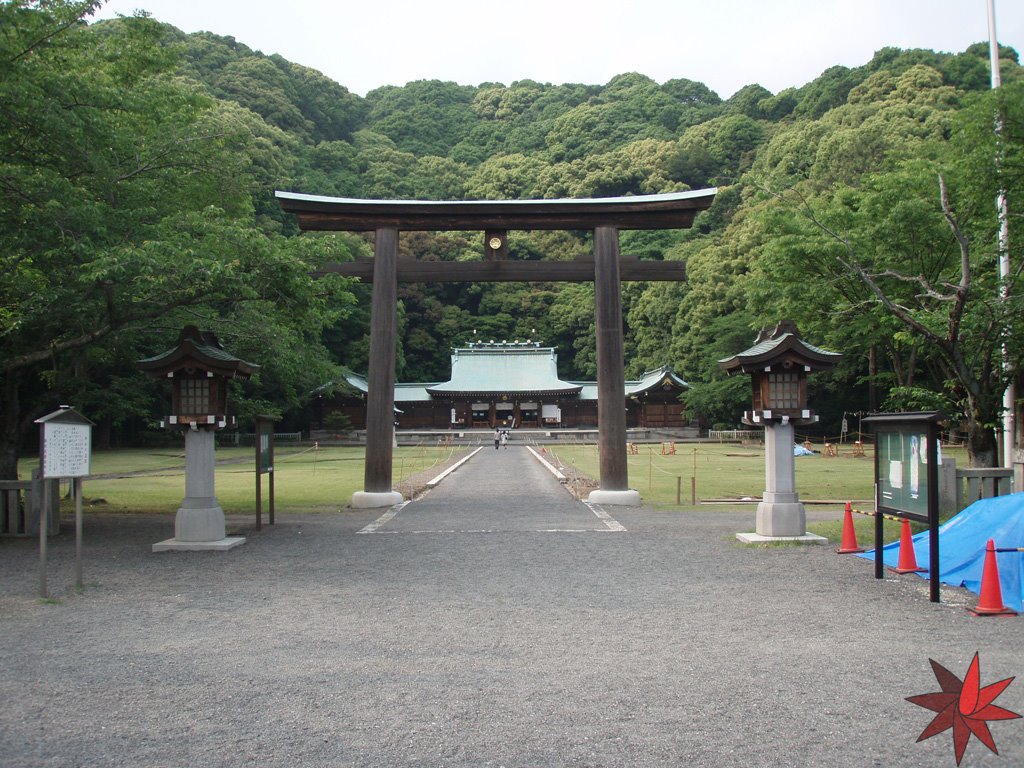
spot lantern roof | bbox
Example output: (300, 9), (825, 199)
(137, 326), (259, 379)
(718, 321), (841, 375)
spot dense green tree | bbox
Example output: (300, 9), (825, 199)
(273, 56), (367, 143)
(0, 2), (354, 476)
(546, 284), (597, 379)
(365, 80), (477, 157)
(745, 73), (1024, 464)
(543, 73), (683, 162)
(464, 153), (547, 199)
(167, 30), (368, 144)
(662, 77), (725, 129)
(752, 166), (1015, 465)
(212, 56), (315, 137)
(726, 83), (773, 119)
(11, 4), (1020, 451)
(668, 114), (765, 187)
(791, 65), (863, 119)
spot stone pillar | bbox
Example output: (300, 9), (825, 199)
(589, 226), (640, 506)
(177, 428), (223, 539)
(354, 227), (403, 509)
(153, 428), (245, 551)
(755, 422), (806, 536)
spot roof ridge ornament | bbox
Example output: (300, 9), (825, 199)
(754, 320), (800, 344)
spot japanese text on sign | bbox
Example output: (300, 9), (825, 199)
(42, 423), (91, 478)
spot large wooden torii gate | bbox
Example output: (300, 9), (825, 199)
(276, 189), (717, 508)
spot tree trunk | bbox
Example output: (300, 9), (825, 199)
(0, 374), (21, 480)
(868, 346), (878, 411)
(0, 437), (18, 481)
(966, 414), (998, 468)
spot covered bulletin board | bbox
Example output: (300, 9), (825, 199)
(864, 411), (944, 602)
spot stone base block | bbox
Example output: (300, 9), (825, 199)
(153, 536), (246, 552)
(175, 506), (226, 542)
(755, 501), (807, 537)
(587, 489), (642, 506)
(736, 532), (829, 545)
(352, 490), (404, 509)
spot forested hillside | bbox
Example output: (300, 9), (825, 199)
(2, 2), (1021, 470)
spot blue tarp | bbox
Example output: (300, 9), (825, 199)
(855, 493), (1024, 611)
(794, 444), (815, 456)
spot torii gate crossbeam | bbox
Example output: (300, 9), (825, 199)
(276, 189), (717, 508)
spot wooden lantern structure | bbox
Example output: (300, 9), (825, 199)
(720, 321), (841, 540)
(138, 325), (258, 431)
(138, 326), (258, 551)
(719, 321), (841, 428)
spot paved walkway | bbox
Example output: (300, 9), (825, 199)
(362, 446), (621, 534)
(1, 448), (1023, 767)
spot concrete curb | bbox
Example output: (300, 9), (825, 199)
(526, 446), (566, 481)
(426, 446), (484, 488)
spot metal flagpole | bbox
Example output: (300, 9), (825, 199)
(987, 0), (1016, 469)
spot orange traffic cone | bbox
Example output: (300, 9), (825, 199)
(967, 539), (1017, 616)
(836, 502), (865, 554)
(892, 518), (926, 573)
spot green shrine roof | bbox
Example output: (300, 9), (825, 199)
(427, 343), (582, 398)
(628, 366), (689, 395)
(321, 346), (687, 403)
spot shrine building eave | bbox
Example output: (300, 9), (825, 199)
(274, 189), (718, 232)
(425, 387), (583, 400)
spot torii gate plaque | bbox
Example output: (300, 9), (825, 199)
(276, 189), (717, 508)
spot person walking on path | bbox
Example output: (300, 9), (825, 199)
(500, 430), (508, 449)
(494, 428), (501, 449)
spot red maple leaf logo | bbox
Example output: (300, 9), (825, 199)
(906, 653), (1021, 765)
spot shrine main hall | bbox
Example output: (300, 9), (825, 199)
(314, 340), (692, 433)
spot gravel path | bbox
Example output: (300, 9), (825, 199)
(1, 446), (1022, 767)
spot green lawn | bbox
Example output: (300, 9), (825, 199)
(542, 441), (885, 505)
(541, 441), (969, 543)
(21, 443), (465, 515)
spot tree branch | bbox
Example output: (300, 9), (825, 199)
(775, 184), (947, 349)
(0, 294), (209, 374)
(938, 174), (971, 346)
(4, 2), (101, 66)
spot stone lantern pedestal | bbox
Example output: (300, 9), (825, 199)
(152, 429), (245, 552)
(737, 417), (827, 544)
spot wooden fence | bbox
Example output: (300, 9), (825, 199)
(0, 472), (60, 537)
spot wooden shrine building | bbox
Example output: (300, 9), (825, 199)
(276, 189), (717, 507)
(314, 341), (691, 432)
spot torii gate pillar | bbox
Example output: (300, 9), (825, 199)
(352, 227), (404, 509)
(589, 227), (640, 505)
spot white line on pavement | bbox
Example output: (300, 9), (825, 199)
(583, 501), (627, 532)
(356, 501), (409, 534)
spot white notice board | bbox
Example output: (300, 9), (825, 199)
(42, 422), (91, 478)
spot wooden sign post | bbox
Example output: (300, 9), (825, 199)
(35, 407), (94, 598)
(255, 415), (280, 529)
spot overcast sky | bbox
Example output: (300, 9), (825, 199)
(91, 1), (1024, 99)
